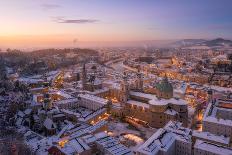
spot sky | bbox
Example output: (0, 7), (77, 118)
(0, 0), (232, 48)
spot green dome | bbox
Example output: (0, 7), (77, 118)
(156, 77), (173, 93)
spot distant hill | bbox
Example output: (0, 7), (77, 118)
(172, 38), (232, 48)
(30, 48), (99, 57)
(203, 38), (232, 47)
(171, 39), (206, 47)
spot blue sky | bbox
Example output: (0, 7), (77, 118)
(0, 0), (232, 47)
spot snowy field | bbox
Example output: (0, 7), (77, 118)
(108, 119), (157, 151)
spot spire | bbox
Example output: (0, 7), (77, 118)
(136, 65), (143, 91)
(43, 93), (52, 111)
(121, 72), (129, 103)
(137, 65), (141, 73)
(164, 73), (168, 81)
(122, 72), (127, 82)
(82, 62), (87, 90)
(43, 73), (49, 87)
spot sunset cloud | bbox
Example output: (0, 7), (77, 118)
(41, 4), (61, 10)
(52, 17), (99, 24)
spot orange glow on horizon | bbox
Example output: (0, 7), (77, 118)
(0, 30), (165, 48)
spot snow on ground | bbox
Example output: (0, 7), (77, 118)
(122, 133), (144, 151)
(188, 106), (195, 117)
(108, 121), (140, 136)
(204, 84), (232, 93)
(108, 120), (157, 151)
(188, 105), (196, 128)
(110, 62), (126, 72)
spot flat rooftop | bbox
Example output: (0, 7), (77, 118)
(194, 140), (232, 155)
(203, 98), (232, 126)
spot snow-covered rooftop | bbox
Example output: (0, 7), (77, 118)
(203, 99), (232, 127)
(193, 130), (230, 146)
(54, 98), (79, 106)
(137, 121), (191, 155)
(149, 96), (187, 106)
(95, 132), (133, 155)
(129, 91), (187, 106)
(194, 139), (232, 155)
(43, 117), (57, 130)
(55, 138), (90, 154)
(127, 100), (150, 108)
(78, 93), (108, 105)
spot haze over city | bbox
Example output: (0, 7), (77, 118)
(0, 1), (232, 155)
(0, 0), (232, 48)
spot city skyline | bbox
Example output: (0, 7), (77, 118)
(0, 2), (232, 153)
(0, 0), (232, 48)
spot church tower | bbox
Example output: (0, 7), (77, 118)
(43, 93), (52, 111)
(82, 62), (87, 90)
(155, 75), (173, 99)
(43, 73), (49, 87)
(121, 72), (129, 103)
(136, 66), (143, 92)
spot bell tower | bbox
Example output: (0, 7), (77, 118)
(82, 62), (87, 90)
(121, 72), (129, 103)
(136, 65), (143, 92)
(43, 93), (52, 111)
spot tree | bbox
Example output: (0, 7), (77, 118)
(29, 114), (35, 129)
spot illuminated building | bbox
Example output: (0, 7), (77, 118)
(124, 77), (188, 128)
(202, 98), (232, 139)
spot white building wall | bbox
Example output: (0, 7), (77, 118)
(175, 140), (192, 155)
(203, 120), (232, 139)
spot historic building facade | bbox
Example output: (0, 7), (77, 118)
(123, 77), (188, 128)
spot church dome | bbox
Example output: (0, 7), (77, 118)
(155, 76), (173, 93)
